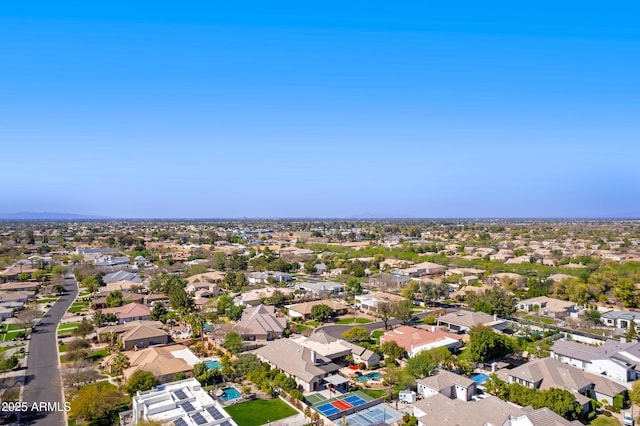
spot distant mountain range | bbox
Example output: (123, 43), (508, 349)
(0, 211), (110, 220)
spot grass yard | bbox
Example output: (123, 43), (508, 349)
(224, 399), (297, 426)
(293, 324), (309, 333)
(336, 317), (372, 324)
(0, 344), (25, 354)
(371, 330), (384, 340)
(359, 388), (388, 399)
(88, 349), (109, 361)
(523, 315), (555, 325)
(305, 320), (320, 327)
(59, 322), (80, 330)
(1, 330), (27, 342)
(589, 416), (623, 426)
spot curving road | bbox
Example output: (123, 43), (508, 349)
(313, 312), (432, 340)
(21, 273), (78, 426)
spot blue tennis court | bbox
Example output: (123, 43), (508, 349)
(316, 403), (341, 416)
(344, 395), (367, 406)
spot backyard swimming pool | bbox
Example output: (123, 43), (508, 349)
(470, 372), (490, 386)
(205, 360), (222, 370)
(356, 372), (383, 382)
(219, 387), (242, 402)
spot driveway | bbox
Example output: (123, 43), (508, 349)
(20, 273), (78, 426)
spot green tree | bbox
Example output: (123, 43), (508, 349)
(392, 300), (413, 324)
(465, 325), (516, 363)
(150, 302), (168, 323)
(629, 380), (640, 407)
(185, 312), (205, 338)
(51, 265), (66, 278)
(227, 304), (244, 321)
(106, 290), (124, 308)
(80, 276), (100, 294)
(125, 370), (158, 396)
(310, 304), (334, 321)
(53, 284), (65, 296)
(341, 326), (369, 343)
(69, 382), (123, 422)
(111, 352), (131, 375)
(626, 321), (638, 342)
(378, 301), (393, 330)
(584, 308), (601, 325)
(31, 269), (47, 282)
(73, 317), (95, 339)
(380, 341), (408, 360)
(217, 294), (234, 314)
(169, 287), (195, 313)
(345, 277), (363, 295)
(223, 332), (243, 355)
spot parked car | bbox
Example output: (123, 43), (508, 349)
(623, 412), (634, 426)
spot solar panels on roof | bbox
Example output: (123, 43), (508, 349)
(206, 405), (224, 420)
(191, 412), (207, 425)
(180, 401), (195, 412)
(173, 418), (188, 426)
(174, 389), (188, 400)
(220, 422), (233, 426)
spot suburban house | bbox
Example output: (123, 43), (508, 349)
(0, 290), (33, 309)
(296, 280), (344, 296)
(185, 281), (220, 296)
(504, 357), (627, 408)
(96, 320), (169, 350)
(127, 377), (238, 426)
(285, 299), (348, 319)
(413, 393), (581, 426)
(416, 370), (476, 401)
(437, 310), (508, 334)
(75, 247), (119, 262)
(234, 287), (293, 307)
(232, 304), (287, 341)
(516, 296), (576, 318)
(368, 273), (412, 289)
(253, 339), (341, 392)
(380, 326), (463, 357)
(102, 270), (141, 284)
(100, 302), (151, 324)
(0, 282), (42, 292)
(291, 330), (380, 368)
(94, 255), (131, 267)
(108, 344), (199, 384)
(247, 271), (293, 285)
(355, 292), (407, 312)
(186, 271), (226, 285)
(550, 338), (640, 382)
(395, 261), (446, 277)
(600, 310), (640, 329)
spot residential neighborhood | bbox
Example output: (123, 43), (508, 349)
(2, 220), (640, 426)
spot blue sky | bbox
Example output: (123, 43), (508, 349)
(1, 2), (639, 218)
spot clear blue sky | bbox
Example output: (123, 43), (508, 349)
(1, 2), (639, 218)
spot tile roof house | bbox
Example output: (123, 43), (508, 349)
(102, 270), (141, 284)
(235, 286), (294, 307)
(355, 292), (407, 312)
(253, 339), (341, 392)
(516, 296), (576, 318)
(506, 357), (626, 408)
(550, 338), (639, 382)
(109, 344), (199, 384)
(416, 370), (476, 401)
(437, 310), (508, 334)
(380, 326), (463, 357)
(292, 330), (380, 367)
(232, 304), (287, 341)
(101, 302), (151, 324)
(285, 299), (348, 319)
(97, 320), (169, 350)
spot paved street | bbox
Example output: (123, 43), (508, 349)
(20, 274), (78, 426)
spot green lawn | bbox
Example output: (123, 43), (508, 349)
(293, 324), (309, 333)
(371, 330), (384, 340)
(589, 416), (623, 426)
(58, 344), (68, 353)
(523, 315), (555, 325)
(305, 320), (320, 327)
(59, 322), (80, 330)
(359, 388), (388, 399)
(224, 399), (297, 426)
(0, 344), (25, 354)
(1, 330), (27, 342)
(336, 317), (372, 324)
(88, 349), (109, 361)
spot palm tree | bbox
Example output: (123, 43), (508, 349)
(111, 352), (130, 375)
(185, 312), (205, 339)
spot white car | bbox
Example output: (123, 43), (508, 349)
(623, 412), (634, 426)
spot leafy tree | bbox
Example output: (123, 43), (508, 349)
(401, 281), (420, 300)
(185, 312), (205, 338)
(66, 338), (92, 362)
(62, 360), (100, 391)
(217, 294), (234, 314)
(31, 269), (47, 282)
(150, 302), (168, 323)
(381, 341), (408, 360)
(465, 325), (516, 363)
(69, 382), (124, 422)
(173, 372), (187, 382)
(231, 354), (262, 379)
(105, 290), (124, 308)
(345, 277), (363, 295)
(51, 265), (67, 277)
(80, 276), (100, 294)
(378, 301), (393, 330)
(73, 317), (95, 339)
(53, 284), (65, 295)
(341, 326), (369, 343)
(584, 308), (601, 325)
(227, 304), (244, 321)
(169, 287), (195, 313)
(193, 362), (208, 378)
(310, 303), (334, 321)
(223, 332), (243, 355)
(406, 347), (453, 378)
(93, 310), (118, 327)
(111, 352), (131, 375)
(392, 300), (413, 324)
(630, 380), (640, 407)
(467, 287), (516, 317)
(125, 370), (158, 396)
(626, 321), (638, 342)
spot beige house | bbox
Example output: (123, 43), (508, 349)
(516, 296), (576, 318)
(233, 304), (287, 341)
(97, 320), (168, 350)
(107, 344), (199, 384)
(285, 299), (348, 319)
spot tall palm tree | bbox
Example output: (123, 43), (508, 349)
(112, 352), (130, 375)
(185, 312), (205, 339)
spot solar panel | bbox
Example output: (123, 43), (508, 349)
(206, 405), (224, 420)
(220, 422), (233, 426)
(180, 402), (195, 412)
(173, 418), (188, 426)
(174, 389), (188, 400)
(191, 412), (207, 425)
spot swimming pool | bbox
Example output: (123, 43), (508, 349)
(470, 373), (490, 386)
(356, 372), (382, 382)
(219, 387), (242, 402)
(205, 360), (222, 370)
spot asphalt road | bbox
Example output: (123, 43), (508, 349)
(20, 273), (78, 426)
(313, 311), (432, 339)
